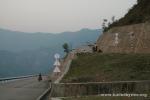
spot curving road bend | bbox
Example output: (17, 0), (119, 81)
(0, 76), (49, 100)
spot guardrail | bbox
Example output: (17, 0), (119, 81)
(36, 86), (52, 100)
(36, 80), (52, 100)
(0, 75), (38, 82)
(0, 74), (52, 100)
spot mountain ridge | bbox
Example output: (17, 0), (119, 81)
(0, 28), (101, 78)
(0, 28), (101, 52)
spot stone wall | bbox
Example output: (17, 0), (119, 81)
(96, 22), (150, 53)
(51, 81), (150, 97)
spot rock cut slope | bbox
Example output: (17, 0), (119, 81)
(97, 22), (150, 53)
(97, 0), (150, 53)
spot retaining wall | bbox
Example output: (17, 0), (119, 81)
(51, 81), (150, 97)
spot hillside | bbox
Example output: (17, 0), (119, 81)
(0, 28), (101, 78)
(97, 0), (150, 53)
(62, 53), (150, 83)
(108, 0), (150, 29)
(97, 23), (150, 53)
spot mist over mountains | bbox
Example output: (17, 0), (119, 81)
(0, 28), (101, 78)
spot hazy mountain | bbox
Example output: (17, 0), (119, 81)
(0, 28), (101, 52)
(0, 28), (102, 78)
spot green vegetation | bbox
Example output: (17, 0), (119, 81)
(106, 0), (150, 31)
(62, 96), (145, 100)
(63, 43), (70, 54)
(62, 53), (150, 83)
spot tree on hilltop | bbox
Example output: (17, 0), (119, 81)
(62, 43), (69, 54)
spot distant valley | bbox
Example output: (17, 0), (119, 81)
(0, 28), (101, 78)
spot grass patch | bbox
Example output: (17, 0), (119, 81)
(61, 53), (150, 83)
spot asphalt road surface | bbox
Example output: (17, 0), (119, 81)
(0, 76), (49, 100)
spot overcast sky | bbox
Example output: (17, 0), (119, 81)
(0, 0), (137, 33)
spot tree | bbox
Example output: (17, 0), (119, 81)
(102, 19), (108, 32)
(62, 43), (69, 54)
(111, 16), (115, 23)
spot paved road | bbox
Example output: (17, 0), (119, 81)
(0, 76), (49, 100)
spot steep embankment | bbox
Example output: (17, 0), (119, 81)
(61, 53), (150, 83)
(97, 0), (150, 53)
(97, 22), (150, 53)
(108, 0), (150, 28)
